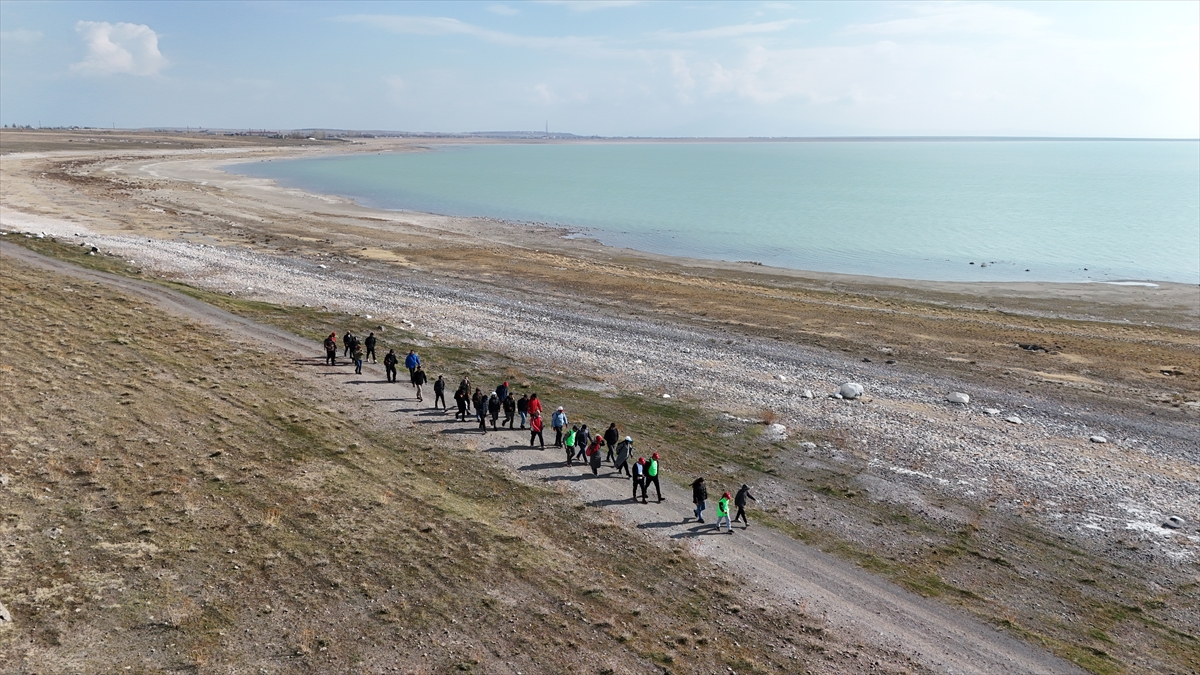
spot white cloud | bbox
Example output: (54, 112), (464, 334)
(843, 2), (1052, 38)
(487, 4), (519, 16)
(71, 21), (167, 76)
(340, 14), (606, 52)
(653, 19), (804, 41)
(535, 1), (642, 12)
(0, 28), (43, 44)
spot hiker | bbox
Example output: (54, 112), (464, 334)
(474, 389), (488, 433)
(411, 365), (427, 402)
(613, 436), (632, 477)
(364, 332), (377, 363)
(496, 380), (509, 403)
(343, 330), (354, 357)
(383, 348), (398, 382)
(529, 412), (545, 448)
(646, 452), (663, 503)
(517, 394), (529, 429)
(502, 392), (516, 428)
(604, 423), (619, 464)
(459, 375), (471, 396)
(405, 349), (421, 377)
(488, 393), (501, 429)
(433, 375), (447, 410)
(574, 424), (590, 462)
(586, 435), (603, 475)
(323, 333), (338, 365)
(563, 426), (578, 466)
(551, 407), (568, 447)
(454, 386), (469, 421)
(734, 484), (757, 528)
(632, 458), (649, 503)
(716, 492), (733, 533)
(351, 340), (365, 375)
(527, 393), (543, 421)
(691, 477), (708, 523)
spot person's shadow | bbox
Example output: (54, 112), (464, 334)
(670, 523), (732, 539)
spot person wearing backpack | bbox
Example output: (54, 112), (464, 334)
(586, 434), (604, 476)
(551, 407), (568, 447)
(383, 349), (398, 382)
(613, 436), (632, 477)
(691, 477), (708, 523)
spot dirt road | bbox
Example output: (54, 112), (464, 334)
(3, 242), (1085, 674)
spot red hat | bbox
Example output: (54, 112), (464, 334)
(723, 492), (731, 498)
(652, 453), (659, 459)
(637, 457), (646, 464)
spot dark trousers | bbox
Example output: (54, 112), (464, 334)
(614, 460), (630, 477)
(553, 427), (563, 447)
(632, 477), (647, 501)
(646, 476), (661, 501)
(385, 365), (397, 382)
(490, 412), (499, 429)
(457, 400), (467, 420)
(605, 442), (615, 464)
(366, 346), (376, 362)
(734, 505), (748, 525)
(435, 391), (446, 409)
(325, 350), (337, 365)
(354, 358), (363, 374)
(565, 446), (575, 465)
(574, 445), (586, 460)
(503, 412), (514, 428)
(477, 413), (487, 432)
(530, 430), (544, 447)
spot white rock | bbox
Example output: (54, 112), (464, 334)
(947, 392), (971, 404)
(801, 390), (814, 399)
(800, 441), (817, 449)
(662, 394), (671, 399)
(764, 424), (788, 441)
(634, 359), (643, 364)
(318, 264), (328, 269)
(1162, 516), (1186, 529)
(0, 599), (11, 624)
(1089, 435), (1108, 444)
(983, 408), (1002, 415)
(364, 315), (372, 319)
(1005, 416), (1023, 425)
(426, 332), (434, 338)
(838, 382), (864, 400)
(776, 374), (787, 382)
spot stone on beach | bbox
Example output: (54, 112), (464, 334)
(983, 408), (1001, 415)
(1090, 435), (1108, 444)
(1005, 416), (1023, 425)
(947, 392), (971, 404)
(838, 382), (864, 400)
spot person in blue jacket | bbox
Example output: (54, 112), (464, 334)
(404, 350), (420, 377)
(551, 406), (568, 447)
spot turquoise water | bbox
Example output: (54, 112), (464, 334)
(236, 141), (1200, 284)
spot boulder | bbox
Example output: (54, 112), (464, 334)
(1005, 416), (1023, 425)
(839, 382), (864, 400)
(983, 408), (1001, 415)
(947, 392), (971, 404)
(1089, 435), (1108, 444)
(801, 389), (814, 399)
(800, 442), (817, 449)
(764, 424), (788, 441)
(1162, 516), (1185, 530)
(776, 374), (787, 382)
(0, 599), (11, 626)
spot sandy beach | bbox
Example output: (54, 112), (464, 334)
(2, 129), (1197, 673)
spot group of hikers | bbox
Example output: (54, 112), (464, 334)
(320, 330), (757, 531)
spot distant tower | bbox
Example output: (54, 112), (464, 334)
(545, 120), (548, 136)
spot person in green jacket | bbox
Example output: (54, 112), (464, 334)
(716, 491), (733, 533)
(563, 426), (578, 466)
(646, 452), (663, 503)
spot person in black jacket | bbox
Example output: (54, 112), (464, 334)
(502, 393), (516, 428)
(383, 349), (398, 383)
(473, 389), (488, 433)
(364, 332), (377, 363)
(603, 423), (619, 464)
(488, 393), (501, 429)
(454, 386), (469, 421)
(433, 375), (447, 410)
(691, 477), (708, 523)
(411, 365), (427, 402)
(516, 394), (529, 429)
(734, 484), (757, 528)
(632, 458), (649, 503)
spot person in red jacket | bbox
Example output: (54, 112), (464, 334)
(527, 393), (543, 418)
(529, 412), (545, 449)
(585, 434), (604, 475)
(323, 333), (337, 365)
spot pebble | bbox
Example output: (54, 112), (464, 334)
(983, 408), (1002, 415)
(0, 600), (11, 624)
(776, 374), (787, 382)
(800, 442), (817, 449)
(947, 392), (971, 404)
(662, 394), (671, 399)
(1005, 416), (1023, 425)
(801, 390), (814, 399)
(838, 382), (864, 400)
(1089, 436), (1108, 444)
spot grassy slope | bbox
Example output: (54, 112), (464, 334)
(4, 236), (1197, 675)
(0, 254), (906, 674)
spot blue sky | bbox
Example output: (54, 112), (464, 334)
(1, 1), (1197, 137)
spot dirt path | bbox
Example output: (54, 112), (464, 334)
(4, 243), (1084, 674)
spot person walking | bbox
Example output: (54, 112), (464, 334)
(351, 341), (365, 375)
(434, 375), (447, 410)
(323, 333), (338, 366)
(691, 477), (708, 523)
(343, 331), (354, 358)
(551, 407), (568, 447)
(716, 492), (733, 533)
(404, 349), (421, 377)
(364, 332), (377, 363)
(517, 394), (529, 429)
(586, 435), (603, 476)
(632, 458), (649, 503)
(411, 365), (427, 402)
(527, 393), (543, 419)
(474, 389), (488, 433)
(502, 392), (516, 428)
(383, 348), (398, 382)
(604, 423), (619, 464)
(488, 393), (501, 429)
(574, 424), (590, 462)
(454, 385), (469, 421)
(529, 412), (545, 448)
(495, 380), (509, 403)
(646, 452), (663, 503)
(613, 436), (632, 477)
(734, 484), (757, 528)
(563, 426), (578, 466)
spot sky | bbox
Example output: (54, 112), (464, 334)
(1, 1), (1197, 137)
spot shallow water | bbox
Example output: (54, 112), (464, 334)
(236, 140), (1200, 284)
